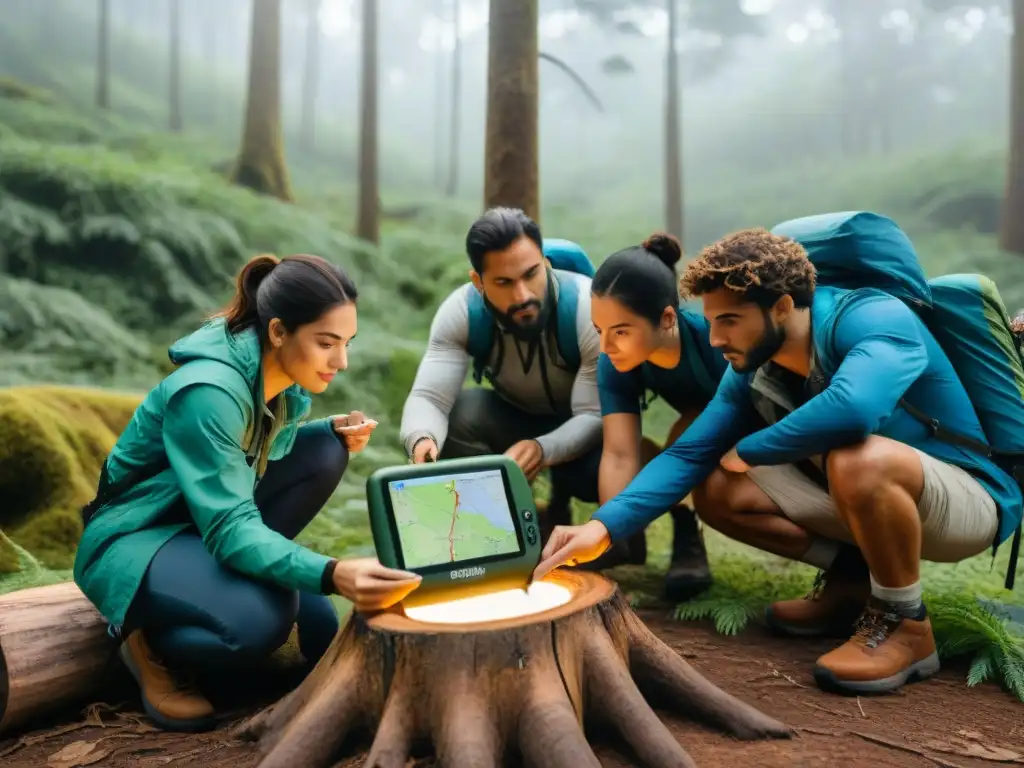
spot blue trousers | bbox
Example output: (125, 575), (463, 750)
(124, 426), (347, 669)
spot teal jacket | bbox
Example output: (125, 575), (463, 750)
(73, 318), (338, 628)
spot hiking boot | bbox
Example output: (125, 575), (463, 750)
(812, 598), (940, 695)
(118, 629), (217, 732)
(765, 546), (870, 638)
(663, 506), (713, 603)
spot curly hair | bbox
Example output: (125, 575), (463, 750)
(1012, 311), (1024, 338)
(681, 227), (816, 309)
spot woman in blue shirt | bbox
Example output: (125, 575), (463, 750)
(588, 232), (728, 601)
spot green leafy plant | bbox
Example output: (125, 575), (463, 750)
(928, 591), (1024, 701)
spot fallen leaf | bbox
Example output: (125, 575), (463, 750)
(46, 740), (112, 768)
(924, 737), (1024, 763)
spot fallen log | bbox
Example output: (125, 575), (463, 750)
(0, 581), (117, 736)
(236, 570), (792, 768)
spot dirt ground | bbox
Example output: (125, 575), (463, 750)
(2, 609), (1022, 768)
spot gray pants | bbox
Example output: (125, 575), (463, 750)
(441, 388), (601, 508)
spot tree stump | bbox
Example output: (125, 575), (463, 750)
(236, 570), (792, 768)
(0, 582), (117, 736)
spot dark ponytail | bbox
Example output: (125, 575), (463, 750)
(214, 253), (358, 338)
(220, 254), (281, 333)
(591, 231), (683, 326)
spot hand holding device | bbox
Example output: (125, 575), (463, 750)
(331, 557), (422, 613)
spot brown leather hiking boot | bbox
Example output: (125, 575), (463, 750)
(766, 569), (871, 638)
(118, 629), (216, 732)
(663, 506), (713, 603)
(813, 598), (940, 694)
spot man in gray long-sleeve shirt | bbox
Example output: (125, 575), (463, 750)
(399, 208), (637, 562)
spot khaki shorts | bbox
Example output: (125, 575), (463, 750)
(747, 448), (998, 563)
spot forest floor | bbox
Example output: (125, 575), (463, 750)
(2, 608), (1022, 768)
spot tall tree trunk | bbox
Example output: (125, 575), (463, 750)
(231, 0), (293, 201)
(300, 0), (322, 151)
(434, 1), (446, 190)
(169, 0), (182, 132)
(202, 4), (219, 127)
(664, 0), (683, 240)
(96, 0), (110, 109)
(484, 0), (540, 221)
(1002, 0), (1024, 255)
(445, 0), (462, 197)
(356, 0), (380, 244)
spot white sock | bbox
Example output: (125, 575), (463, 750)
(870, 576), (923, 617)
(801, 538), (840, 570)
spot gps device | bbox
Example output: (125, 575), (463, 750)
(366, 455), (542, 608)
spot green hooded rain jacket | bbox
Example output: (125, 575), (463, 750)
(73, 317), (337, 628)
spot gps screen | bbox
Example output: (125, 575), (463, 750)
(387, 469), (521, 569)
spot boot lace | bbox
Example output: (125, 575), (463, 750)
(850, 602), (902, 649)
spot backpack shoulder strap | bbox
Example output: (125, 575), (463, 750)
(464, 286), (495, 384)
(554, 272), (582, 371)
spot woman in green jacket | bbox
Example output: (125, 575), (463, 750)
(73, 253), (422, 732)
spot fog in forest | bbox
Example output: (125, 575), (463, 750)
(2, 0), (1011, 227)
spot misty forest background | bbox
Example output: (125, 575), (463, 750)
(1, 0), (1024, 675)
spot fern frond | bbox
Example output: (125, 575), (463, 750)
(966, 650), (995, 687)
(672, 597), (724, 622)
(713, 601), (755, 636)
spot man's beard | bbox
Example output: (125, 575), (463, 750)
(483, 275), (553, 342)
(725, 311), (787, 374)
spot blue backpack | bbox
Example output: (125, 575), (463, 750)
(771, 211), (1024, 589)
(466, 238), (595, 385)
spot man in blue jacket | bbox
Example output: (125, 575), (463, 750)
(534, 227), (1023, 695)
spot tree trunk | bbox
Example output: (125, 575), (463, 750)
(356, 0), (380, 245)
(0, 583), (117, 736)
(664, 0), (683, 241)
(96, 0), (110, 109)
(234, 571), (791, 768)
(1002, 0), (1024, 255)
(434, 0), (446, 190)
(169, 0), (183, 132)
(231, 0), (294, 202)
(445, 0), (462, 197)
(484, 0), (540, 222)
(300, 0), (322, 152)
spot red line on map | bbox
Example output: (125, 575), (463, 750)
(447, 487), (460, 561)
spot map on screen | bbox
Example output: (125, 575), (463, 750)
(388, 469), (520, 569)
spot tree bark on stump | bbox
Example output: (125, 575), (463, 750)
(0, 582), (116, 736)
(235, 571), (791, 768)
